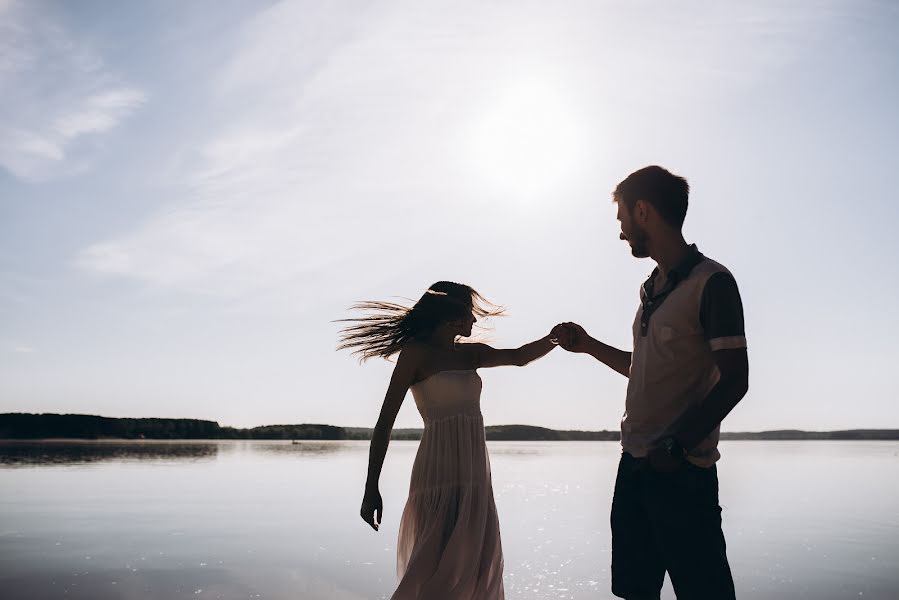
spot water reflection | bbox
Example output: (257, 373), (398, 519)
(0, 440), (219, 467)
(1, 441), (897, 600)
(249, 440), (356, 457)
(0, 439), (365, 468)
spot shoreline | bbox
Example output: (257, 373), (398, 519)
(2, 414), (898, 441)
(2, 435), (899, 443)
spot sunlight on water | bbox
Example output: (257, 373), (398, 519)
(0, 440), (897, 599)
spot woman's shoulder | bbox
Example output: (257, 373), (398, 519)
(454, 341), (486, 366)
(401, 340), (425, 353)
(401, 340), (479, 368)
(458, 340), (490, 351)
(398, 340), (430, 364)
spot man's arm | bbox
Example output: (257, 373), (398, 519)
(673, 348), (749, 451)
(667, 271), (749, 454)
(557, 322), (631, 378)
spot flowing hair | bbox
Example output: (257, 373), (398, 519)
(336, 281), (504, 362)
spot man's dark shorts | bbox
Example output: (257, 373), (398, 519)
(611, 452), (736, 600)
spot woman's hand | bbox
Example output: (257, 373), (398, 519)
(360, 487), (383, 531)
(550, 323), (568, 346)
(553, 322), (590, 353)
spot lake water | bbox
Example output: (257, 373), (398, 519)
(1, 440), (897, 599)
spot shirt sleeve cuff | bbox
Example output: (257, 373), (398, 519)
(709, 336), (747, 351)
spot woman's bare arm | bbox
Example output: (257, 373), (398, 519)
(469, 331), (558, 369)
(361, 346), (419, 531)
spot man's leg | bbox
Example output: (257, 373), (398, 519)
(645, 462), (736, 600)
(611, 453), (666, 600)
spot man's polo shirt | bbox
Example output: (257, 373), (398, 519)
(621, 245), (747, 467)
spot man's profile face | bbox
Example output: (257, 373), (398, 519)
(616, 200), (650, 258)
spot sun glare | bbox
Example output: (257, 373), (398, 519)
(468, 78), (585, 199)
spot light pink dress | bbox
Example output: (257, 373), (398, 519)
(392, 369), (505, 600)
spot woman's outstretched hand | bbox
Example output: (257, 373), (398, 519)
(361, 487), (383, 531)
(550, 323), (572, 347)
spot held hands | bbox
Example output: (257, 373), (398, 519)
(551, 322), (590, 353)
(360, 487), (383, 531)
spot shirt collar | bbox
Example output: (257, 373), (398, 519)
(643, 244), (704, 299)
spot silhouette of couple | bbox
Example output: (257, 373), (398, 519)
(339, 166), (749, 600)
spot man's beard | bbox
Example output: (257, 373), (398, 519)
(628, 226), (650, 258)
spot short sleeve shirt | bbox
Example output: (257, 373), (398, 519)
(622, 246), (747, 466)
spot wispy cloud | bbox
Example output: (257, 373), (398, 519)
(76, 2), (480, 300)
(0, 1), (146, 181)
(54, 88), (147, 139)
(0, 338), (36, 353)
(73, 0), (850, 302)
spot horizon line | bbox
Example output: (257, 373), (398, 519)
(2, 413), (898, 434)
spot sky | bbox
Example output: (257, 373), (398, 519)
(2, 0), (898, 432)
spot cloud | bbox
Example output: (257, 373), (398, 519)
(0, 1), (147, 181)
(73, 0), (851, 303)
(0, 339), (36, 353)
(54, 88), (147, 139)
(76, 2), (481, 300)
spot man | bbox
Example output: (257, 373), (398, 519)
(557, 165), (749, 599)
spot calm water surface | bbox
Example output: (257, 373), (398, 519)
(1, 440), (897, 599)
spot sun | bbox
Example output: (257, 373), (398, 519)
(468, 77), (585, 199)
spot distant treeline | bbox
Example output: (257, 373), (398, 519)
(0, 413), (343, 440)
(343, 425), (621, 441)
(1, 413), (898, 441)
(719, 429), (899, 440)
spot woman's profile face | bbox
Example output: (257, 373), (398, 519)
(459, 312), (476, 338)
(448, 311), (476, 338)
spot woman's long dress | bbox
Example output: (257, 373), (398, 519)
(391, 369), (504, 600)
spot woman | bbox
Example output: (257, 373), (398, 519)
(337, 281), (562, 600)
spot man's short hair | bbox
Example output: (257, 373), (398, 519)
(613, 166), (689, 229)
